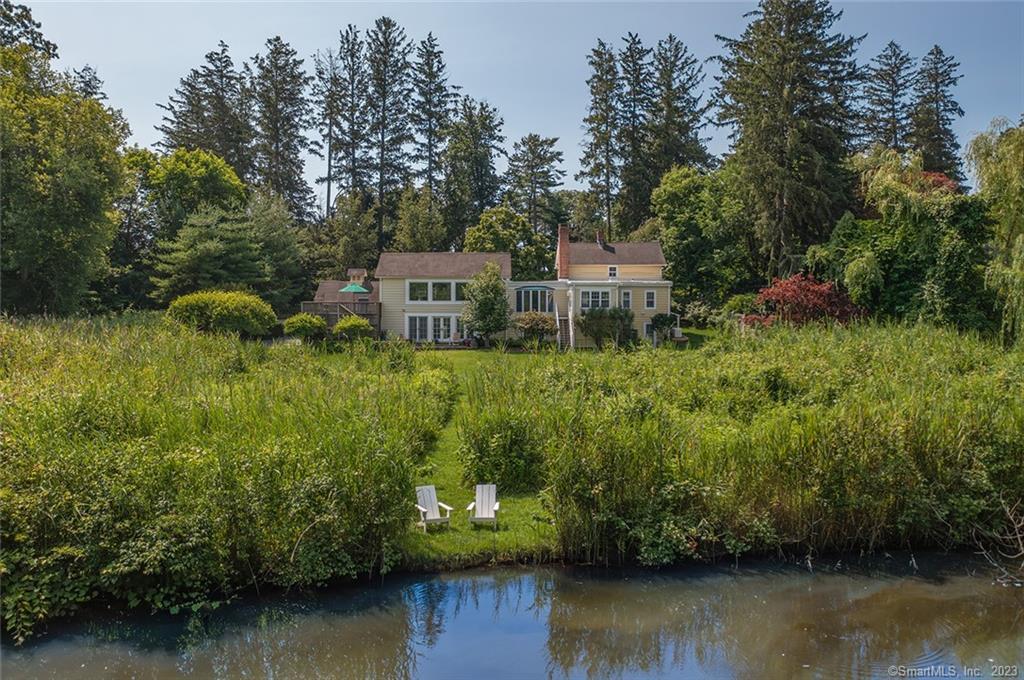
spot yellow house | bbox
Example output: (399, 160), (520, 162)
(306, 227), (673, 348)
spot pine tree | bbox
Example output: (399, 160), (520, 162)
(615, 33), (655, 233)
(1, 1), (58, 57)
(861, 41), (915, 152)
(411, 33), (458, 202)
(393, 185), (447, 252)
(311, 48), (342, 217)
(366, 16), (413, 249)
(249, 36), (314, 218)
(335, 25), (372, 197)
(156, 42), (254, 181)
(504, 134), (565, 241)
(577, 39), (621, 238)
(909, 45), (964, 181)
(441, 96), (505, 248)
(715, 0), (861, 277)
(150, 206), (266, 304)
(647, 34), (711, 178)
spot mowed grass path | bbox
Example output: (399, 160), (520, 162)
(400, 350), (558, 569)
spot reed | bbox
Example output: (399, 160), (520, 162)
(457, 323), (1024, 565)
(0, 314), (457, 643)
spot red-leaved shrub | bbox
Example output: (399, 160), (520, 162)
(743, 274), (860, 327)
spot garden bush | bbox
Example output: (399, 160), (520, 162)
(167, 290), (276, 336)
(0, 315), (457, 643)
(514, 311), (558, 344)
(334, 315), (375, 341)
(283, 312), (328, 341)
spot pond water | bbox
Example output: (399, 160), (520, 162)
(3, 555), (1022, 679)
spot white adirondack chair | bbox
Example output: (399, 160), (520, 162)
(415, 485), (452, 532)
(467, 484), (500, 530)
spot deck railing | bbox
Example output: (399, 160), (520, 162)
(300, 301), (381, 331)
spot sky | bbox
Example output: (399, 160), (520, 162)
(28, 1), (1024, 208)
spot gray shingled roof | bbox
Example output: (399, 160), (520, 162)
(568, 241), (666, 266)
(376, 252), (512, 278)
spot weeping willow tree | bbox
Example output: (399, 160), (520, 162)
(968, 118), (1024, 344)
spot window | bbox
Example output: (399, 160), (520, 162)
(581, 290), (610, 309)
(432, 281), (452, 301)
(455, 282), (467, 301)
(516, 288), (553, 313)
(408, 282), (428, 301)
(408, 316), (428, 341)
(608, 266), (617, 279)
(644, 321), (654, 339)
(645, 290), (656, 309)
(620, 290), (631, 309)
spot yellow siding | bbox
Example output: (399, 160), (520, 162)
(378, 278), (469, 338)
(566, 263), (664, 280)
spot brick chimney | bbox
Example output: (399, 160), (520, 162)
(556, 224), (571, 279)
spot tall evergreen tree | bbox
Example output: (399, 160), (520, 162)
(393, 186), (447, 252)
(647, 34), (712, 178)
(366, 16), (413, 249)
(577, 39), (621, 238)
(1, 1), (58, 57)
(715, 0), (862, 277)
(249, 36), (314, 218)
(156, 42), (254, 181)
(909, 45), (964, 182)
(504, 134), (565, 240)
(334, 25), (372, 198)
(310, 48), (342, 217)
(861, 41), (915, 152)
(442, 96), (505, 248)
(615, 33), (655, 233)
(411, 33), (457, 202)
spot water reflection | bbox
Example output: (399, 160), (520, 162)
(4, 557), (1022, 679)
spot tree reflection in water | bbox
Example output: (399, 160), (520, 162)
(4, 560), (1021, 679)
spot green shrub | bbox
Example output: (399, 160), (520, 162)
(515, 311), (558, 344)
(0, 315), (456, 643)
(650, 313), (676, 339)
(283, 312), (328, 341)
(167, 290), (276, 336)
(333, 315), (375, 341)
(575, 307), (635, 348)
(721, 293), (760, 316)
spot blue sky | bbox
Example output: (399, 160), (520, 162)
(30, 1), (1024, 206)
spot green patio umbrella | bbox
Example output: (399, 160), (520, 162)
(340, 283), (370, 294)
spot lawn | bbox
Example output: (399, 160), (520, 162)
(400, 349), (558, 569)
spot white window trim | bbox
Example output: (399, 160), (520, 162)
(580, 289), (612, 310)
(620, 290), (631, 309)
(405, 312), (462, 343)
(406, 279), (468, 304)
(645, 289), (656, 309)
(514, 287), (554, 313)
(608, 266), (617, 279)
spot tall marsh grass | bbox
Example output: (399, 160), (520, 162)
(0, 315), (456, 643)
(457, 324), (1024, 565)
